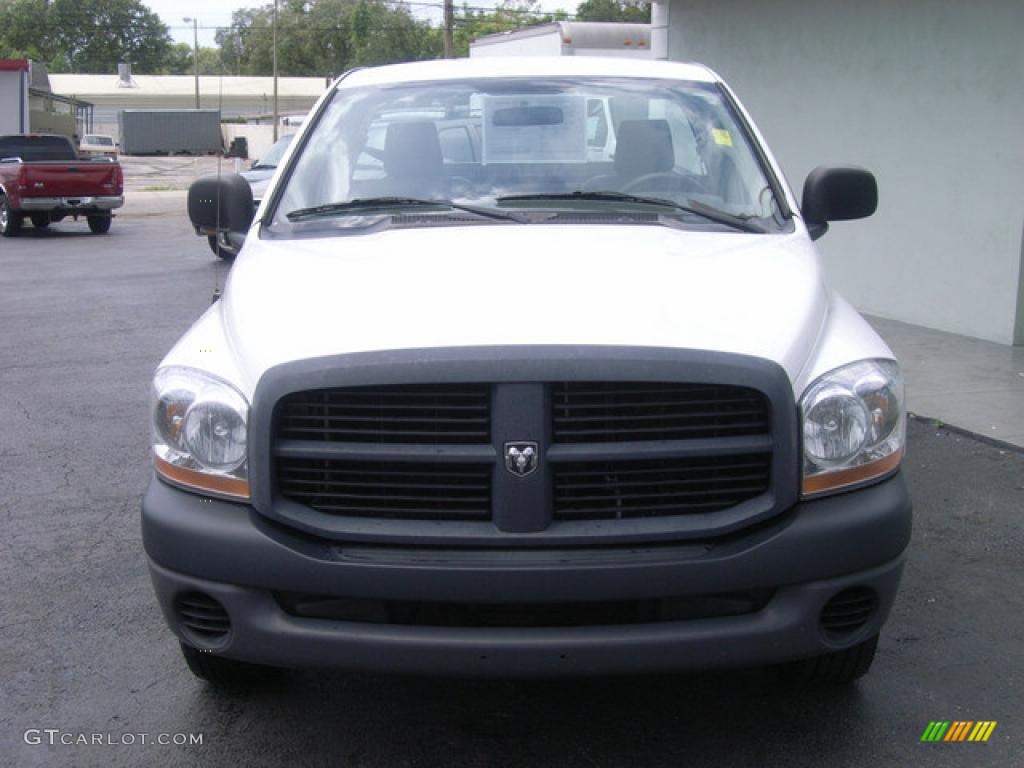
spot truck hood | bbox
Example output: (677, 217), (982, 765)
(220, 224), (829, 391)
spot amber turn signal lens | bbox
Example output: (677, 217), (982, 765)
(802, 448), (903, 497)
(154, 455), (250, 500)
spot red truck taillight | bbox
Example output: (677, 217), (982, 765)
(15, 166), (29, 191)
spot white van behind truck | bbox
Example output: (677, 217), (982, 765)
(149, 57), (911, 686)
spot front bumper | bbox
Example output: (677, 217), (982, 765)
(17, 195), (123, 212)
(142, 472), (912, 676)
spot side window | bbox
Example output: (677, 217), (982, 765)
(586, 99), (608, 148)
(438, 126), (474, 163)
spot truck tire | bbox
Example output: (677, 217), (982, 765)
(782, 634), (879, 684)
(30, 214), (50, 228)
(208, 235), (235, 261)
(0, 194), (23, 237)
(87, 215), (111, 234)
(179, 642), (280, 686)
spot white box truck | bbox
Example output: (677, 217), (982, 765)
(470, 22), (652, 58)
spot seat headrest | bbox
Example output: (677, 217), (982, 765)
(615, 120), (675, 178)
(384, 121), (442, 181)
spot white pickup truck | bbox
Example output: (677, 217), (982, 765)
(146, 57), (911, 685)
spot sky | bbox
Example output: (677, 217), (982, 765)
(150, 0), (575, 47)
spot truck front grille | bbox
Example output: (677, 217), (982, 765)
(553, 453), (772, 520)
(277, 383), (491, 444)
(552, 381), (770, 443)
(276, 458), (492, 520)
(260, 349), (795, 544)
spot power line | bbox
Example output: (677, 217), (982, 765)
(137, 17), (569, 33)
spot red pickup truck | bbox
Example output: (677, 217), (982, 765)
(0, 134), (124, 236)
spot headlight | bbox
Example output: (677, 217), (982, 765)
(152, 367), (249, 500)
(800, 359), (904, 497)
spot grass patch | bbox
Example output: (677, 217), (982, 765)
(141, 184), (179, 192)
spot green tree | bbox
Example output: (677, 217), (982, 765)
(575, 0), (650, 23)
(161, 43), (225, 75)
(215, 0), (439, 77)
(0, 0), (54, 62)
(0, 0), (174, 72)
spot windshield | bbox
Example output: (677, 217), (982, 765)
(256, 135), (294, 168)
(84, 136), (114, 146)
(270, 77), (784, 232)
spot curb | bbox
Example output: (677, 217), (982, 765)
(908, 412), (1024, 454)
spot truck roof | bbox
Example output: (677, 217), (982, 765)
(338, 56), (718, 90)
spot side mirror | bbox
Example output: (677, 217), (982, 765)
(801, 166), (877, 240)
(188, 174), (254, 247)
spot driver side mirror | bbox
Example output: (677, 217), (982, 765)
(801, 166), (877, 240)
(188, 174), (254, 250)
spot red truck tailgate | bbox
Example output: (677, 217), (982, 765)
(19, 161), (123, 197)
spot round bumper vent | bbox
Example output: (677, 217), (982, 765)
(820, 587), (877, 638)
(175, 592), (231, 646)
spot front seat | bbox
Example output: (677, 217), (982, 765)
(585, 119), (676, 193)
(382, 121), (444, 199)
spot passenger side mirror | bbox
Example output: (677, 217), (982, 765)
(188, 174), (254, 248)
(801, 166), (877, 240)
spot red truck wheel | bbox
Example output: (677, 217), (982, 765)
(87, 215), (112, 234)
(0, 194), (23, 237)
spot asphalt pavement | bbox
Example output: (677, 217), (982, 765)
(0, 211), (1021, 767)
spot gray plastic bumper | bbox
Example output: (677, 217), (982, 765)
(142, 473), (912, 676)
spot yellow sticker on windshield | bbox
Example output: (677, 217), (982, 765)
(712, 129), (733, 147)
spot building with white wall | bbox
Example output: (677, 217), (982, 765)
(1, 60), (93, 138)
(0, 60), (31, 135)
(47, 70), (328, 142)
(656, 0), (1024, 345)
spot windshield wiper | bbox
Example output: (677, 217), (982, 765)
(287, 197), (527, 223)
(496, 191), (766, 233)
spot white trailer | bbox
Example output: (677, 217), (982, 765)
(470, 22), (652, 58)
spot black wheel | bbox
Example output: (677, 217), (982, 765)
(208, 234), (235, 261)
(87, 215), (111, 234)
(781, 634), (879, 684)
(30, 213), (50, 228)
(0, 194), (23, 237)
(179, 642), (280, 686)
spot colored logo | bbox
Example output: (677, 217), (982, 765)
(920, 721), (997, 742)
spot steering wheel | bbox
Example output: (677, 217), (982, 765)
(620, 172), (680, 194)
(448, 176), (475, 198)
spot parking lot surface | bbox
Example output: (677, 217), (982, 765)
(1, 212), (1021, 767)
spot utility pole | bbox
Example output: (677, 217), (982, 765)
(443, 0), (454, 58)
(272, 0), (279, 141)
(183, 17), (199, 109)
